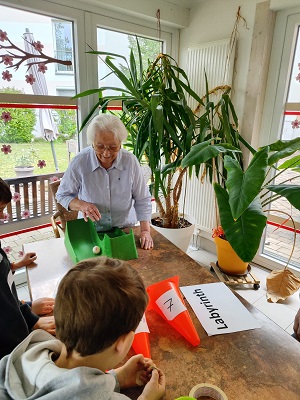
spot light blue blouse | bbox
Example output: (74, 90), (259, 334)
(56, 146), (152, 230)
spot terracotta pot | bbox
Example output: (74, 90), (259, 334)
(151, 212), (195, 253)
(214, 236), (248, 275)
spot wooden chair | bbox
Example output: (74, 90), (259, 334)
(49, 180), (78, 238)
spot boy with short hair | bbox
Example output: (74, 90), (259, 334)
(0, 177), (55, 359)
(0, 256), (166, 400)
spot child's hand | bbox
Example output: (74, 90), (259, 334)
(12, 252), (37, 270)
(32, 298), (55, 316)
(138, 368), (166, 400)
(32, 316), (56, 336)
(115, 354), (158, 389)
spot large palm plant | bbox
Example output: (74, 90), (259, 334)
(75, 47), (243, 229)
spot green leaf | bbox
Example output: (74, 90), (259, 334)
(265, 137), (300, 166)
(278, 155), (300, 170)
(214, 183), (267, 262)
(225, 147), (268, 219)
(267, 185), (300, 211)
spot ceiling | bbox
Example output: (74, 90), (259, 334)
(165, 0), (207, 9)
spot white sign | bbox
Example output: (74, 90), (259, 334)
(156, 288), (187, 321)
(180, 282), (261, 335)
(135, 313), (150, 334)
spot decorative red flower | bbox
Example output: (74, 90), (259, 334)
(37, 159), (46, 169)
(12, 192), (21, 202)
(18, 250), (24, 258)
(1, 111), (12, 123)
(2, 55), (13, 66)
(25, 74), (36, 85)
(33, 41), (44, 52)
(3, 246), (12, 254)
(1, 144), (12, 154)
(2, 70), (12, 82)
(22, 209), (30, 219)
(50, 175), (59, 183)
(38, 63), (47, 73)
(291, 119), (300, 129)
(296, 73), (300, 82)
(0, 29), (8, 42)
(212, 226), (226, 239)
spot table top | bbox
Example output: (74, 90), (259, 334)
(24, 227), (300, 400)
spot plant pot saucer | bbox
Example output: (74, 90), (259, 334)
(216, 261), (251, 277)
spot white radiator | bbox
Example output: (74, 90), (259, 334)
(180, 39), (236, 234)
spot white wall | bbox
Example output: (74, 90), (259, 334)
(179, 0), (261, 122)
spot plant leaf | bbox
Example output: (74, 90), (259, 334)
(214, 183), (267, 262)
(265, 137), (300, 166)
(225, 147), (268, 219)
(266, 269), (300, 303)
(266, 184), (300, 211)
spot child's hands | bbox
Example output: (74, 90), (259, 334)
(115, 354), (159, 389)
(138, 368), (166, 400)
(32, 298), (55, 316)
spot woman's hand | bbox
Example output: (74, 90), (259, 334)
(138, 368), (166, 400)
(32, 297), (55, 316)
(81, 201), (101, 222)
(33, 316), (56, 336)
(115, 354), (158, 389)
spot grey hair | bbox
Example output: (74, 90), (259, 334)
(86, 114), (128, 144)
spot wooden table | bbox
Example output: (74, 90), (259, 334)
(24, 227), (300, 400)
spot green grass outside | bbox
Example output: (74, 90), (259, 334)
(0, 142), (73, 179)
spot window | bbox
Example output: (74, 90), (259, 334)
(257, 8), (300, 271)
(53, 20), (74, 74)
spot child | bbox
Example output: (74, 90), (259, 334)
(0, 177), (55, 359)
(0, 256), (166, 400)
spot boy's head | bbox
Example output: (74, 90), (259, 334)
(0, 178), (12, 219)
(54, 256), (148, 358)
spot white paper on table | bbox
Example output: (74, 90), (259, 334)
(180, 282), (261, 336)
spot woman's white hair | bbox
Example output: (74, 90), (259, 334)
(86, 114), (128, 144)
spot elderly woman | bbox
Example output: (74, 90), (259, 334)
(56, 114), (153, 249)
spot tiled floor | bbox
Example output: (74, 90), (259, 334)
(1, 225), (299, 338)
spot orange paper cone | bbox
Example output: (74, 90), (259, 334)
(132, 313), (151, 358)
(147, 276), (200, 346)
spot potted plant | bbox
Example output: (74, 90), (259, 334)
(14, 145), (37, 177)
(75, 47), (242, 251)
(182, 112), (300, 270)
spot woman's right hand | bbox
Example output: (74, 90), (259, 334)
(81, 201), (101, 222)
(138, 368), (166, 400)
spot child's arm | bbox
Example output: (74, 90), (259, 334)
(11, 252), (37, 270)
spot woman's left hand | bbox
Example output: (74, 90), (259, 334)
(140, 231), (153, 250)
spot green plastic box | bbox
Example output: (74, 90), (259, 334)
(64, 218), (138, 264)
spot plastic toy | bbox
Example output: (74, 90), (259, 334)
(64, 218), (138, 263)
(132, 313), (151, 358)
(147, 276), (200, 346)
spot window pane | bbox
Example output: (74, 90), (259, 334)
(97, 28), (162, 95)
(0, 105), (78, 180)
(0, 5), (75, 94)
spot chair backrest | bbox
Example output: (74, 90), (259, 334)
(49, 180), (78, 230)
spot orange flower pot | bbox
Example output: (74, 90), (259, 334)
(214, 236), (248, 275)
